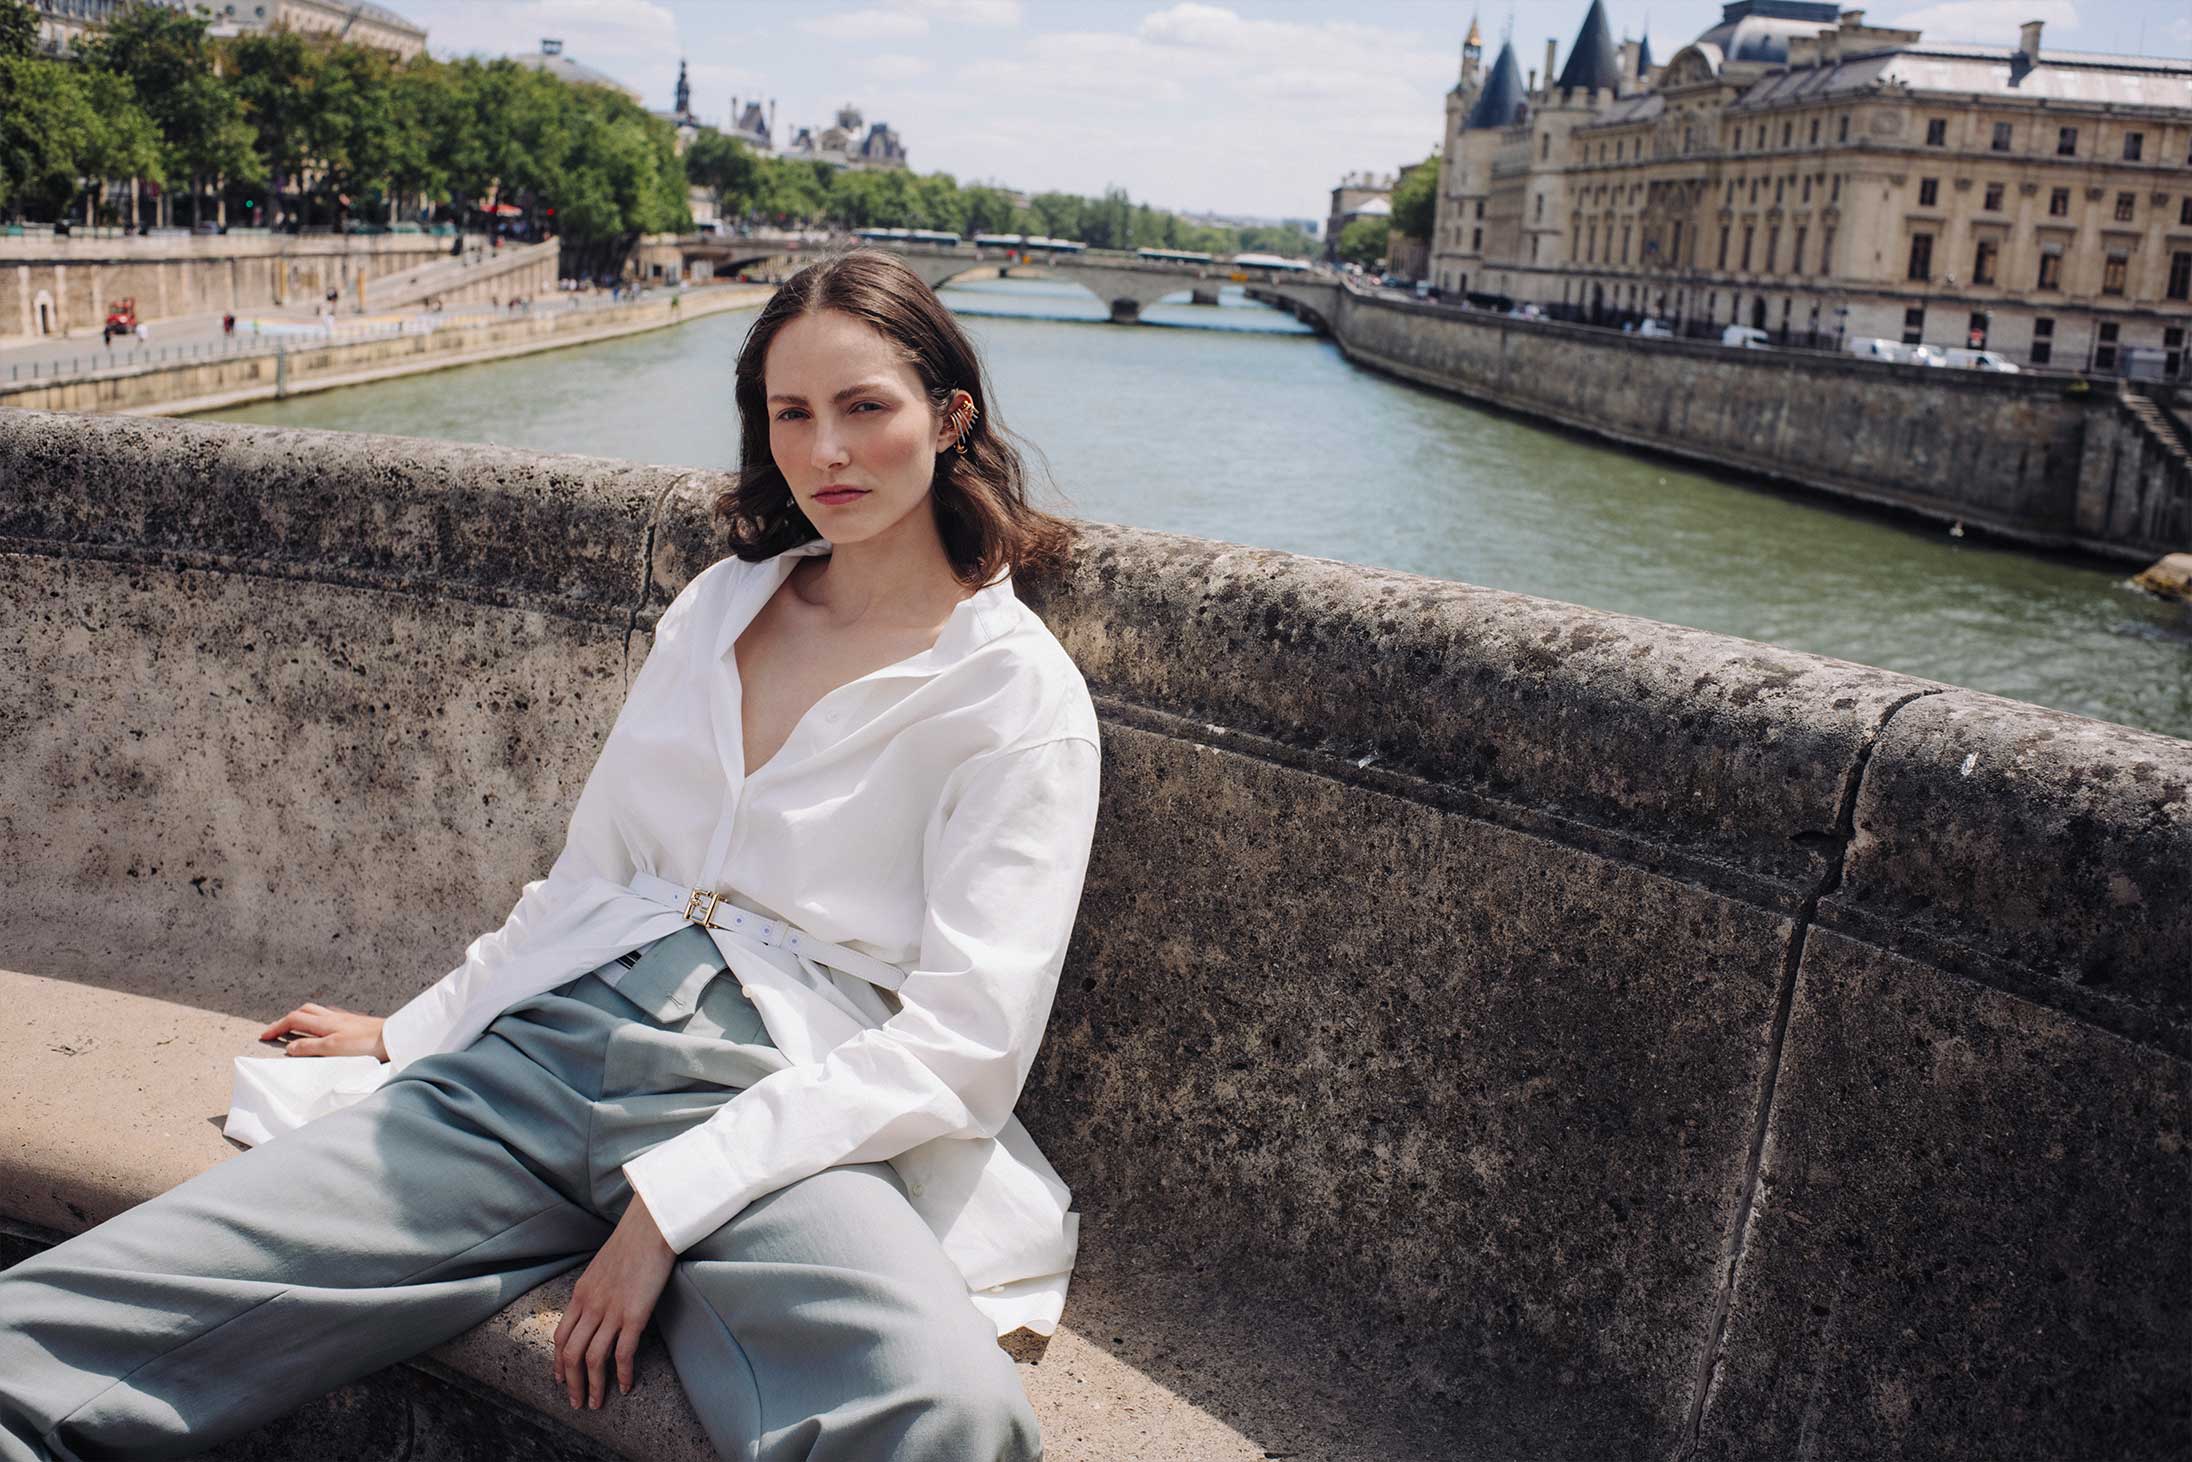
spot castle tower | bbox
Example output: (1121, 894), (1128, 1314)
(674, 59), (690, 119)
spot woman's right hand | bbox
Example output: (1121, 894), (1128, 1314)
(259, 1003), (390, 1062)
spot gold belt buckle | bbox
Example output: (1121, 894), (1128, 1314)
(683, 887), (724, 929)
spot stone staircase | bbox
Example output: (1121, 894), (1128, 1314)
(361, 238), (561, 312)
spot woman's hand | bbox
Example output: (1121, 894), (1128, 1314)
(258, 1003), (390, 1062)
(554, 1193), (677, 1409)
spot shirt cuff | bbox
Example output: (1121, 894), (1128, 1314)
(623, 1117), (758, 1254)
(378, 981), (458, 1072)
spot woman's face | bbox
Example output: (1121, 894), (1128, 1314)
(763, 307), (956, 547)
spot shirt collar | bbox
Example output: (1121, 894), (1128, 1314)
(709, 537), (1018, 677)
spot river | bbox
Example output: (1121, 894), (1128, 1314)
(199, 277), (2192, 740)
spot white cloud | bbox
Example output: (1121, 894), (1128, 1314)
(424, 0), (678, 74)
(910, 0), (1022, 24)
(863, 52), (935, 80)
(1883, 0), (2078, 43)
(799, 7), (932, 42)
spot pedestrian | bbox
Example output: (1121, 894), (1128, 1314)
(133, 321), (149, 346)
(222, 312), (236, 336)
(0, 248), (1095, 1462)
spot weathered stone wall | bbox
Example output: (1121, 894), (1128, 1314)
(0, 410), (2184, 1461)
(3, 233), (465, 341)
(0, 284), (766, 417)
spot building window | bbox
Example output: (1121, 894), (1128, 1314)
(1820, 225), (1835, 270)
(1621, 225), (1631, 264)
(1831, 174), (1841, 203)
(1919, 177), (1939, 207)
(2170, 250), (2192, 302)
(1472, 227), (1482, 251)
(1750, 178), (1761, 204)
(1718, 225), (1731, 269)
(1973, 237), (1998, 285)
(1925, 118), (1946, 146)
(2037, 250), (2062, 290)
(2095, 321), (2119, 372)
(1536, 194), (1545, 220)
(1767, 226), (1780, 273)
(1793, 225), (1808, 275)
(2114, 192), (2135, 222)
(1991, 121), (2012, 152)
(1476, 199), (1485, 219)
(2181, 198), (2192, 226)
(1756, 125), (1766, 148)
(1838, 114), (1849, 143)
(1726, 180), (1736, 204)
(2056, 126), (2077, 156)
(2031, 316), (2054, 365)
(1672, 220), (1685, 265)
(1902, 305), (1925, 345)
(2123, 132), (2143, 161)
(1983, 182), (2004, 211)
(1775, 177), (1786, 204)
(1741, 225), (1755, 271)
(1809, 117), (1820, 144)
(2103, 253), (2127, 296)
(1802, 176), (1813, 204)
(1907, 233), (1933, 282)
(1781, 122), (1792, 147)
(1541, 134), (1550, 159)
(2048, 187), (2070, 217)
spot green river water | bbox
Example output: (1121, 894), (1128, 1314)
(200, 277), (2192, 740)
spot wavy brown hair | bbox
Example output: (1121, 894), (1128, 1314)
(715, 248), (1077, 589)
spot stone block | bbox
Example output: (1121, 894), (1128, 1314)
(1691, 930), (2191, 1460)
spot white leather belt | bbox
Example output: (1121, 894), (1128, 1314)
(627, 871), (909, 993)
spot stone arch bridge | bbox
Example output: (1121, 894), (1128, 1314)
(639, 233), (1341, 327)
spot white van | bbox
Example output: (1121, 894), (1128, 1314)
(1847, 336), (1908, 363)
(1720, 324), (1769, 349)
(1943, 348), (2021, 373)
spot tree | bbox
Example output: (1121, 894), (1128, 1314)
(225, 29), (319, 225)
(0, 0), (36, 61)
(81, 4), (253, 225)
(0, 56), (102, 218)
(1337, 215), (1390, 268)
(1390, 153), (1438, 239)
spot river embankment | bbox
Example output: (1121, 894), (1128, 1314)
(0, 282), (769, 417)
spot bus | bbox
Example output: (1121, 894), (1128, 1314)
(852, 227), (961, 247)
(1230, 252), (1313, 272)
(1136, 247), (1214, 264)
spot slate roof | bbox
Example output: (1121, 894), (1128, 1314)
(1555, 0), (1623, 92)
(1466, 41), (1530, 129)
(1733, 43), (2192, 109)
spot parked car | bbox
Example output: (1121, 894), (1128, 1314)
(1721, 324), (1770, 350)
(1846, 335), (1909, 363)
(1907, 344), (1948, 367)
(1507, 302), (1544, 320)
(1943, 348), (2021, 373)
(1636, 317), (1675, 338)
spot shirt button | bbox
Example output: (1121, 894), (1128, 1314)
(738, 986), (753, 999)
(909, 1182), (925, 1197)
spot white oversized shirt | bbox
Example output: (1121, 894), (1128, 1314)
(223, 537), (1103, 1337)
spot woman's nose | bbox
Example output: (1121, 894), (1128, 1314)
(810, 423), (850, 470)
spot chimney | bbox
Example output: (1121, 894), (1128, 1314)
(2018, 19), (2042, 58)
(1840, 9), (1864, 27)
(1619, 38), (1640, 81)
(1544, 38), (1559, 91)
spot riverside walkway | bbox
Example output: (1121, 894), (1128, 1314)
(1, 409), (2183, 1461)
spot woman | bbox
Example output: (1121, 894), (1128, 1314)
(0, 250), (1101, 1462)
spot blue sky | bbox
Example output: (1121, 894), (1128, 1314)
(396, 1), (2192, 220)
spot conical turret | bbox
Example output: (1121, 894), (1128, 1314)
(1554, 0), (1622, 94)
(1465, 41), (1528, 129)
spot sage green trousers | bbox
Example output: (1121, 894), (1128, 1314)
(0, 926), (1041, 1461)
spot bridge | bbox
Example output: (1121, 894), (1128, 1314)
(636, 232), (1339, 324)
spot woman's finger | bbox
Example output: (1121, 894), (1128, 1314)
(585, 1321), (617, 1409)
(562, 1310), (602, 1408)
(615, 1327), (639, 1395)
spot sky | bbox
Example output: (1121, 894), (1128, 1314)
(394, 0), (2192, 221)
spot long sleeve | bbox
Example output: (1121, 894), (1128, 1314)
(621, 732), (1103, 1254)
(378, 559), (728, 1069)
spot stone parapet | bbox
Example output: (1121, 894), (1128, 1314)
(0, 412), (2183, 1460)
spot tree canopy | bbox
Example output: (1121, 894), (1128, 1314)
(1389, 153), (1438, 240)
(688, 138), (1315, 258)
(1336, 215), (1390, 268)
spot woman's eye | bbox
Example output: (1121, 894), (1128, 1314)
(850, 400), (884, 414)
(775, 408), (807, 423)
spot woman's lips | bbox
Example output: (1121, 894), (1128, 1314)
(814, 487), (869, 505)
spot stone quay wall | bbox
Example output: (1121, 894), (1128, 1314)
(0, 410), (2185, 1461)
(0, 283), (768, 418)
(2, 231), (475, 343)
(1263, 279), (2189, 564)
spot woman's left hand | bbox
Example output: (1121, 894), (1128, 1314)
(553, 1193), (677, 1409)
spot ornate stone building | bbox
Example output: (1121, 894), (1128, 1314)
(32, 0), (425, 56)
(1434, 1), (2192, 375)
(785, 106), (909, 170)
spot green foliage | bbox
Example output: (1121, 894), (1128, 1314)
(81, 4), (255, 189)
(0, 0), (37, 61)
(683, 138), (1317, 258)
(1389, 153), (1438, 239)
(1336, 215), (1390, 268)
